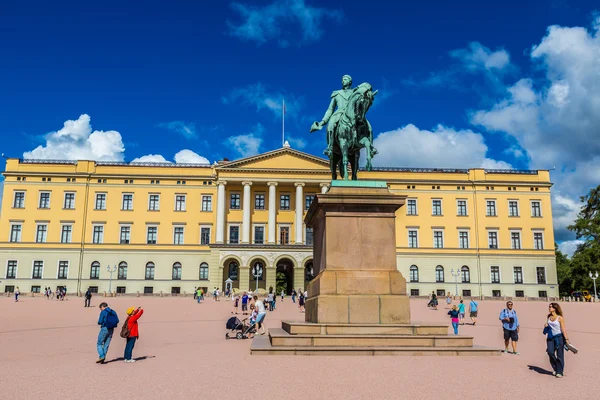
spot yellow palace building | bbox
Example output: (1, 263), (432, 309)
(0, 146), (558, 298)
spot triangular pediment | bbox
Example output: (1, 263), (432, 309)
(217, 148), (330, 171)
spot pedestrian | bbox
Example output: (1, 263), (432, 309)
(448, 305), (459, 335)
(281, 290), (285, 301)
(291, 289), (296, 303)
(199, 288), (204, 301)
(458, 300), (466, 325)
(196, 287), (202, 304)
(14, 287), (20, 302)
(193, 287), (197, 300)
(232, 295), (239, 314)
(446, 292), (452, 308)
(499, 301), (520, 355)
(85, 288), (92, 307)
(428, 292), (438, 310)
(241, 291), (249, 315)
(123, 306), (144, 363)
(272, 293), (277, 310)
(267, 289), (274, 311)
(49, 287), (53, 299)
(544, 302), (570, 378)
(96, 302), (119, 364)
(299, 291), (305, 313)
(469, 298), (478, 325)
(253, 295), (267, 335)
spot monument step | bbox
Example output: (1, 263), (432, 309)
(282, 321), (448, 336)
(250, 335), (501, 356)
(269, 328), (474, 348)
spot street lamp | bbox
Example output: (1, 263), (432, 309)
(450, 269), (460, 297)
(590, 271), (599, 301)
(252, 263), (263, 292)
(107, 265), (117, 294)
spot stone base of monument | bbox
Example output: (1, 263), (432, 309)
(250, 183), (500, 356)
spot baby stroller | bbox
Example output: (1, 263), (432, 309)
(225, 316), (256, 340)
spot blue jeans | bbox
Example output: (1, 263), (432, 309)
(97, 327), (114, 359)
(547, 335), (565, 374)
(452, 322), (459, 335)
(197, 295), (201, 303)
(124, 337), (137, 360)
(292, 295), (296, 303)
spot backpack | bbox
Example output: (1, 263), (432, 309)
(120, 317), (131, 338)
(104, 309), (120, 329)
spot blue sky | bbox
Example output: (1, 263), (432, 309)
(1, 0), (600, 253)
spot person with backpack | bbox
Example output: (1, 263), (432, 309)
(122, 306), (144, 363)
(85, 288), (92, 307)
(469, 299), (479, 325)
(97, 302), (119, 364)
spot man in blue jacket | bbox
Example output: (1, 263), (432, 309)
(97, 302), (119, 363)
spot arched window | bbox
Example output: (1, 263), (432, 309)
(118, 261), (127, 279)
(228, 261), (239, 281)
(90, 261), (100, 279)
(461, 266), (470, 283)
(199, 263), (209, 280)
(172, 262), (182, 280)
(305, 262), (314, 281)
(409, 265), (419, 282)
(435, 265), (444, 283)
(145, 262), (155, 280)
(251, 261), (264, 280)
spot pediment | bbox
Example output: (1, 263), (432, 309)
(217, 148), (330, 171)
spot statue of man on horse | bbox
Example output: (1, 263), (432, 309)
(310, 75), (378, 180)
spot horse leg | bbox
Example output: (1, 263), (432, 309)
(360, 137), (373, 171)
(352, 152), (359, 180)
(330, 154), (337, 180)
(340, 140), (349, 180)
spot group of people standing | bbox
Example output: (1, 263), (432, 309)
(96, 302), (144, 364)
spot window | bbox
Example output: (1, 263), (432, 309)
(515, 290), (524, 298)
(409, 265), (419, 282)
(95, 193), (106, 210)
(116, 286), (126, 294)
(63, 192), (75, 209)
(200, 227), (211, 245)
(457, 200), (467, 216)
(254, 226), (265, 244)
(92, 226), (104, 244)
(61, 225), (72, 243)
(486, 200), (497, 216)
(88, 286), (98, 293)
(513, 267), (523, 284)
(199, 263), (209, 280)
(511, 231), (521, 249)
(304, 262), (313, 281)
(280, 226), (290, 245)
(435, 265), (444, 283)
(173, 227), (184, 245)
(13, 191), (25, 208)
(491, 266), (500, 283)
(410, 289), (420, 296)
(171, 287), (181, 295)
(32, 286), (41, 293)
(488, 231), (498, 249)
(462, 290), (471, 297)
(201, 195), (212, 212)
(175, 195), (186, 211)
(148, 194), (160, 211)
(58, 261), (68, 279)
(534, 232), (544, 250)
(437, 289), (446, 296)
(228, 261), (239, 280)
(302, 227), (312, 246)
(408, 230), (418, 248)
(531, 201), (542, 217)
(305, 194), (315, 210)
(172, 262), (182, 280)
(536, 267), (546, 284)
(459, 231), (469, 249)
(6, 260), (17, 279)
(120, 226), (131, 244)
(10, 224), (22, 243)
(229, 226), (239, 244)
(90, 261), (100, 279)
(433, 231), (444, 248)
(36, 224), (48, 243)
(4, 285), (15, 293)
(118, 262), (128, 279)
(230, 193), (241, 209)
(32, 261), (43, 279)
(254, 193), (265, 210)
(492, 290), (501, 297)
(508, 200), (519, 217)
(39, 192), (51, 209)
(147, 226), (157, 244)
(122, 194), (133, 210)
(145, 262), (155, 280)
(407, 199), (417, 215)
(280, 194), (291, 210)
(461, 266), (470, 283)
(432, 200), (442, 216)
(539, 290), (548, 298)
(144, 287), (154, 294)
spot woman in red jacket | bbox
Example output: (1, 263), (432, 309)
(124, 306), (144, 363)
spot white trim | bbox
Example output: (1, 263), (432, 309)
(94, 192), (107, 210)
(38, 190), (51, 209)
(457, 229), (470, 249)
(146, 224), (159, 245)
(490, 265), (501, 284)
(31, 260), (44, 279)
(229, 191), (241, 210)
(63, 191), (76, 209)
(530, 200), (543, 217)
(60, 223), (73, 244)
(536, 266), (547, 284)
(227, 223), (241, 244)
(254, 192), (266, 210)
(456, 198), (468, 216)
(92, 224), (104, 244)
(406, 198), (418, 216)
(173, 225), (185, 245)
(407, 228), (419, 248)
(201, 194), (213, 212)
(485, 199), (497, 216)
(174, 193), (187, 211)
(148, 193), (161, 211)
(119, 224), (132, 244)
(431, 199), (443, 216)
(13, 190), (26, 208)
(432, 229), (444, 249)
(122, 192), (134, 211)
(509, 229), (522, 250)
(199, 224), (212, 245)
(512, 266), (523, 284)
(507, 199), (520, 217)
(56, 260), (69, 280)
(278, 223), (292, 244)
(252, 223), (266, 244)
(532, 229), (545, 250)
(5, 259), (18, 279)
(35, 222), (48, 243)
(279, 192), (292, 211)
(486, 229), (499, 249)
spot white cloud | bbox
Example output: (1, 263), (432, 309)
(450, 42), (511, 71)
(286, 136), (307, 150)
(558, 240), (585, 258)
(373, 124), (511, 169)
(131, 154), (170, 163)
(23, 114), (125, 161)
(222, 83), (302, 119)
(226, 0), (343, 47)
(174, 149), (210, 164)
(157, 121), (197, 140)
(225, 125), (264, 158)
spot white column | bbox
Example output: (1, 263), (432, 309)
(320, 183), (330, 194)
(295, 183), (305, 244)
(216, 180), (227, 243)
(268, 182), (278, 244)
(242, 181), (252, 244)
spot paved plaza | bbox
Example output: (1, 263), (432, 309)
(1, 295), (598, 399)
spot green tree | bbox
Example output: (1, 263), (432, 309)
(555, 244), (573, 296)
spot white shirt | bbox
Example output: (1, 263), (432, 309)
(255, 300), (266, 313)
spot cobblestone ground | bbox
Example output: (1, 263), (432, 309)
(1, 295), (598, 399)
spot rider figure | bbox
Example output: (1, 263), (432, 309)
(311, 74), (354, 157)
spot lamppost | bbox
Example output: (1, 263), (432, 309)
(107, 265), (117, 294)
(252, 263), (263, 292)
(590, 271), (599, 301)
(450, 269), (460, 297)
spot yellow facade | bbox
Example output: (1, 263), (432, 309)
(0, 147), (557, 298)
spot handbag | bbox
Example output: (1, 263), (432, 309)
(564, 342), (579, 354)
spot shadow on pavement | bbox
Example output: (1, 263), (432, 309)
(105, 355), (155, 364)
(527, 365), (554, 375)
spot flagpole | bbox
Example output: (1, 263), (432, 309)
(282, 99), (285, 147)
